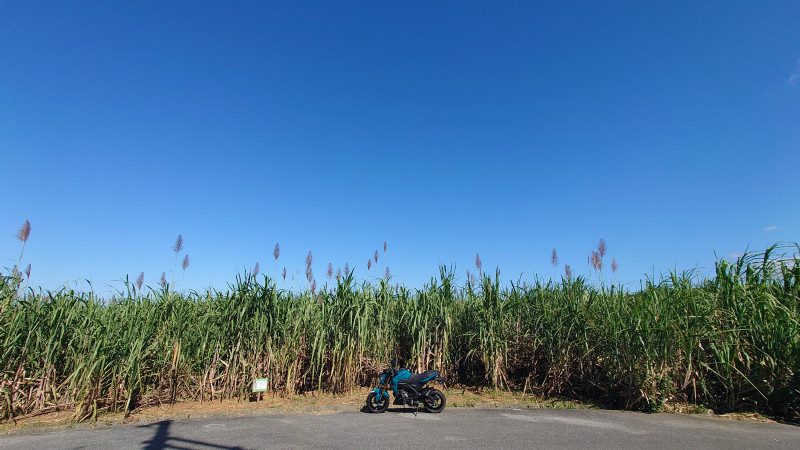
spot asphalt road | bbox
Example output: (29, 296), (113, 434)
(2, 408), (798, 449)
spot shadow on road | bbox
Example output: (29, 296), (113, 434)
(139, 420), (245, 450)
(359, 406), (431, 414)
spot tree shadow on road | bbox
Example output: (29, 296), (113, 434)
(139, 420), (245, 450)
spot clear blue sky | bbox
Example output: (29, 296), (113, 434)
(2, 1), (798, 295)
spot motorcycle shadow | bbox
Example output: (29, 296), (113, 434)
(359, 406), (430, 414)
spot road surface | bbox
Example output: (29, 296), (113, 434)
(2, 407), (798, 449)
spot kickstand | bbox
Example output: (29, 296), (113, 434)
(414, 404), (418, 416)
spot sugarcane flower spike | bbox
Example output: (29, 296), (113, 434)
(17, 220), (31, 243)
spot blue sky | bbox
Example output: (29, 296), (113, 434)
(2, 1), (798, 295)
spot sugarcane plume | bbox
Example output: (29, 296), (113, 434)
(16, 220), (31, 243)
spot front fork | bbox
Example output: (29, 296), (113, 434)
(371, 378), (391, 400)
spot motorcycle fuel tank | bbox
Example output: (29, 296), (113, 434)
(391, 369), (411, 394)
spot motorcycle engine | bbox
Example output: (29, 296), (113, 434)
(398, 389), (417, 406)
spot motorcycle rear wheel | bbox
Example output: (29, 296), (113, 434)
(423, 389), (446, 413)
(366, 392), (390, 413)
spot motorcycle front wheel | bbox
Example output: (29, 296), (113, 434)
(365, 392), (390, 413)
(423, 389), (446, 413)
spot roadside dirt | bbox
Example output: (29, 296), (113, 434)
(0, 387), (774, 434)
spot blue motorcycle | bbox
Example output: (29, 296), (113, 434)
(366, 358), (447, 413)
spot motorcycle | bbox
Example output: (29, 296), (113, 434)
(366, 358), (447, 413)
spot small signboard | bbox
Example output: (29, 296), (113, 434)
(252, 378), (269, 392)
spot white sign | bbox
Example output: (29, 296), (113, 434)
(252, 378), (268, 392)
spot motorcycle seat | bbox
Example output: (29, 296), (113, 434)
(402, 370), (438, 384)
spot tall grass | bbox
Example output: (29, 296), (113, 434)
(1, 245), (798, 422)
